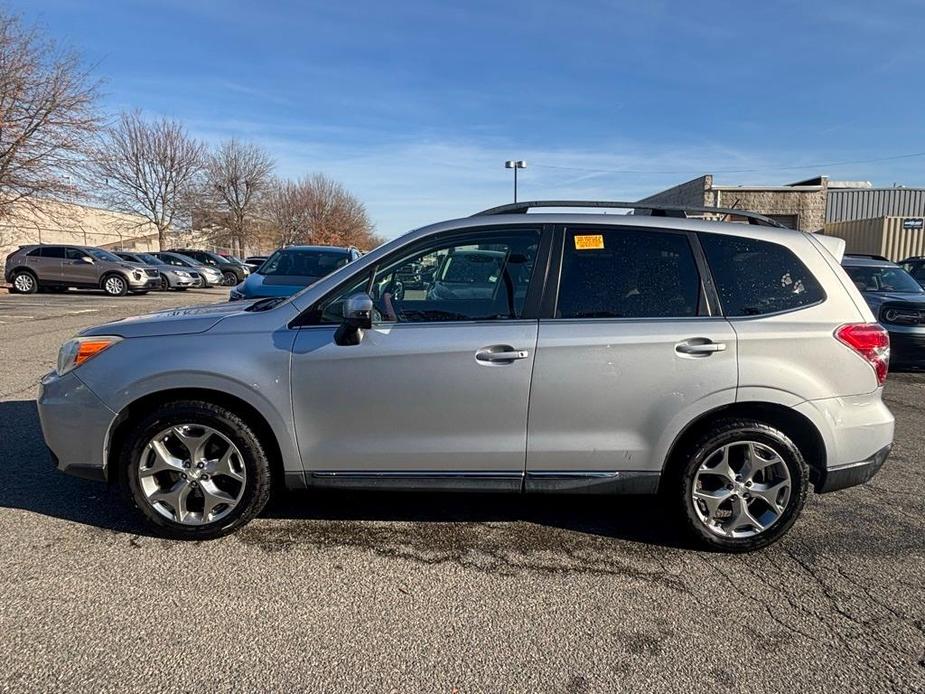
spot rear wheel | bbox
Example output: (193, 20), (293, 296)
(222, 270), (238, 286)
(675, 419), (809, 552)
(159, 274), (170, 290)
(102, 273), (128, 296)
(11, 270), (38, 294)
(120, 400), (272, 539)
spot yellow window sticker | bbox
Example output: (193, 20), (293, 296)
(574, 234), (604, 250)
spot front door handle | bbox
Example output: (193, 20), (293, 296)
(475, 347), (530, 363)
(675, 339), (727, 356)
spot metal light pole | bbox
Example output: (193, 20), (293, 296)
(504, 160), (527, 202)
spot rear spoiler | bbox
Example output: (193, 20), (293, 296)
(814, 234), (845, 262)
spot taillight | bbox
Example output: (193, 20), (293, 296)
(835, 323), (890, 385)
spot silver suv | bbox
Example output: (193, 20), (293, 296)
(5, 244), (161, 296)
(37, 201), (894, 551)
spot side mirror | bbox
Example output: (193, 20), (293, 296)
(81, 256), (95, 264)
(334, 292), (373, 346)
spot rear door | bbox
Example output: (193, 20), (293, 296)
(525, 225), (737, 491)
(34, 246), (65, 282)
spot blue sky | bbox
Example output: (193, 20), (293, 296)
(14, 0), (925, 236)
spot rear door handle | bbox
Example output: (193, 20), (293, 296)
(475, 347), (530, 363)
(675, 339), (727, 356)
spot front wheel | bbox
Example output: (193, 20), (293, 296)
(102, 274), (128, 296)
(222, 271), (238, 286)
(120, 400), (272, 539)
(675, 419), (809, 552)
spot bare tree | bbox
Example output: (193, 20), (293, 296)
(88, 111), (205, 250)
(0, 10), (99, 221)
(266, 173), (379, 250)
(202, 139), (274, 256)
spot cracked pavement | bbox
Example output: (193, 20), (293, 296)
(0, 289), (923, 693)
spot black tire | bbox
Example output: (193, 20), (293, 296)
(222, 270), (238, 286)
(159, 274), (170, 291)
(673, 418), (809, 552)
(11, 269), (38, 294)
(119, 400), (272, 540)
(101, 273), (128, 296)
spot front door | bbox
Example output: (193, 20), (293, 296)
(290, 226), (545, 488)
(62, 247), (99, 286)
(526, 225), (737, 491)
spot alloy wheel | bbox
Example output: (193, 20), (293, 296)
(136, 424), (247, 526)
(692, 440), (792, 539)
(105, 276), (126, 295)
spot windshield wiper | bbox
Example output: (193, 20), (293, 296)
(244, 297), (286, 312)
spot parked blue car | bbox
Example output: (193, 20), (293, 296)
(229, 245), (361, 301)
(842, 254), (925, 368)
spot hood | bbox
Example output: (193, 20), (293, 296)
(239, 273), (320, 298)
(861, 291), (925, 309)
(81, 301), (254, 338)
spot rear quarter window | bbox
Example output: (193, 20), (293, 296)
(700, 234), (825, 317)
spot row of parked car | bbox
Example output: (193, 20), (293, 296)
(3, 244), (265, 296)
(841, 254), (925, 368)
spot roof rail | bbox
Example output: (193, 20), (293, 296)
(471, 200), (788, 229)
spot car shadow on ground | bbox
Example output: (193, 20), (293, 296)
(0, 399), (692, 549)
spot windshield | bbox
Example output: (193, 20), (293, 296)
(259, 249), (350, 277)
(157, 253), (193, 267)
(134, 253), (160, 265)
(87, 248), (123, 262)
(845, 265), (924, 294)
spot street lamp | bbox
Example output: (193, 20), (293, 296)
(504, 160), (527, 202)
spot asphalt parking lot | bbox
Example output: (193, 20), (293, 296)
(0, 289), (923, 693)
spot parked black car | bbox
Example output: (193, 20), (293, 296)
(243, 255), (268, 273)
(842, 255), (925, 367)
(900, 257), (925, 289)
(166, 249), (250, 286)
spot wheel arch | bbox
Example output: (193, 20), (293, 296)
(659, 401), (827, 493)
(99, 270), (129, 287)
(106, 387), (287, 490)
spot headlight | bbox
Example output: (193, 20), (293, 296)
(229, 284), (244, 301)
(57, 336), (122, 375)
(174, 270), (191, 278)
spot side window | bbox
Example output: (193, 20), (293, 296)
(700, 234), (825, 317)
(317, 229), (540, 324)
(26, 247), (43, 257)
(65, 248), (85, 260)
(908, 262), (925, 282)
(556, 228), (702, 319)
(42, 246), (67, 259)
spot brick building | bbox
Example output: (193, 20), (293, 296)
(637, 174), (829, 231)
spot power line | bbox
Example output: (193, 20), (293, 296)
(530, 150), (925, 177)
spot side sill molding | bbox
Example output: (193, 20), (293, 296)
(309, 471), (522, 493)
(525, 471), (660, 495)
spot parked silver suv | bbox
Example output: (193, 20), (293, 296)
(37, 201), (894, 551)
(5, 244), (161, 296)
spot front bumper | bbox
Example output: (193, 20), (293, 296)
(128, 275), (161, 290)
(38, 370), (116, 481)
